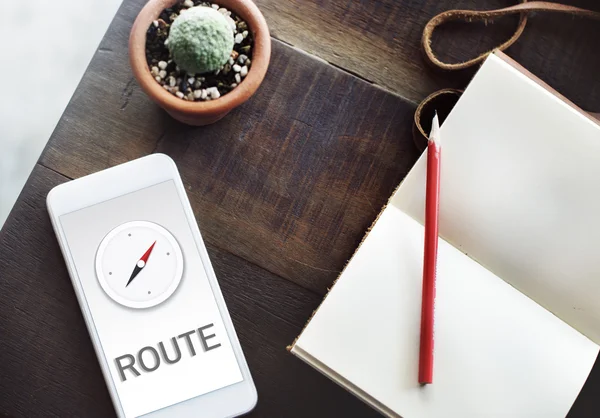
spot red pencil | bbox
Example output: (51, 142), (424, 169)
(419, 113), (441, 385)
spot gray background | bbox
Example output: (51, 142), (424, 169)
(0, 0), (122, 227)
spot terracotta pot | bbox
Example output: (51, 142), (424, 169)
(129, 0), (271, 126)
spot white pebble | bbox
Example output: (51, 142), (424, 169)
(158, 61), (167, 70)
(228, 57), (234, 65)
(188, 77), (195, 85)
(155, 76), (162, 82)
(168, 76), (176, 87)
(218, 7), (228, 14)
(151, 66), (159, 76)
(242, 30), (248, 38)
(238, 54), (248, 64)
(193, 89), (202, 99)
(240, 65), (248, 77)
(214, 68), (221, 75)
(234, 33), (243, 44)
(235, 73), (241, 84)
(201, 89), (208, 100)
(163, 85), (170, 91)
(230, 83), (237, 87)
(232, 64), (241, 72)
(183, 0), (194, 7)
(153, 20), (159, 27)
(176, 91), (185, 99)
(211, 3), (219, 9)
(159, 70), (167, 79)
(210, 88), (220, 99)
(226, 16), (236, 31)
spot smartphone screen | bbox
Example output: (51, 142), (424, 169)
(59, 180), (243, 417)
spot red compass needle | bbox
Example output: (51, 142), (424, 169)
(126, 241), (156, 287)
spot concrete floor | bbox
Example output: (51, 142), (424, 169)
(0, 0), (123, 227)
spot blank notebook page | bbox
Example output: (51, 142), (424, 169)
(293, 206), (597, 418)
(395, 54), (600, 344)
(292, 53), (600, 417)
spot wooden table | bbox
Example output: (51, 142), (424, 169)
(1, 0), (599, 416)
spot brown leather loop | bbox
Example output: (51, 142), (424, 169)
(413, 89), (461, 152)
(422, 1), (600, 71)
(414, 1), (600, 151)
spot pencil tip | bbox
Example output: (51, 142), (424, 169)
(429, 112), (440, 145)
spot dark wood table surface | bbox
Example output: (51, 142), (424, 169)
(1, 0), (599, 416)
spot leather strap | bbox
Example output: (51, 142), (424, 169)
(413, 89), (461, 151)
(422, 1), (600, 71)
(414, 1), (600, 151)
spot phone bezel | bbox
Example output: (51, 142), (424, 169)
(46, 154), (257, 418)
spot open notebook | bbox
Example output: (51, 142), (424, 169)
(290, 51), (600, 418)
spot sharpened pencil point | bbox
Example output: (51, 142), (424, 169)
(429, 112), (440, 145)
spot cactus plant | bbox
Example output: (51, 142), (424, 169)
(165, 6), (234, 74)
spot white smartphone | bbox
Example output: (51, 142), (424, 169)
(46, 154), (257, 418)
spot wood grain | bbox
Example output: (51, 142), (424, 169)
(2, 0), (600, 416)
(254, 0), (600, 109)
(40, 0), (420, 294)
(0, 167), (115, 417)
(0, 165), (379, 418)
(1, 165), (599, 416)
(36, 0), (600, 294)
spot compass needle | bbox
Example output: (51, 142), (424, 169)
(126, 241), (156, 287)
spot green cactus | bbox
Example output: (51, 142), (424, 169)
(165, 6), (234, 74)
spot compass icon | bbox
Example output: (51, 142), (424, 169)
(95, 221), (184, 309)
